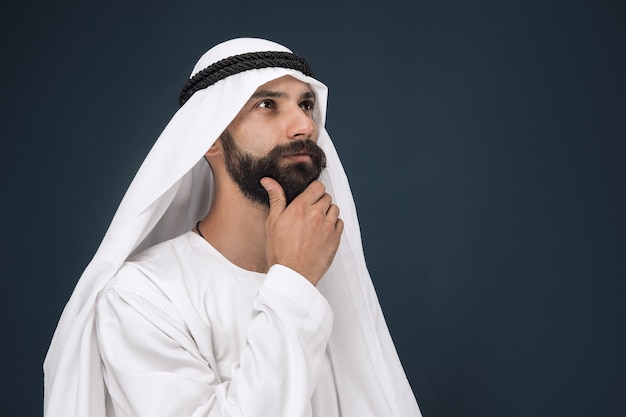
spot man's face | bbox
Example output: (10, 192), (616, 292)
(220, 76), (327, 207)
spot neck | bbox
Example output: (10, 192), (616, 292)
(198, 184), (270, 273)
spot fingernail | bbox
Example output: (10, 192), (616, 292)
(260, 178), (272, 191)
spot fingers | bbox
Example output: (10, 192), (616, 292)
(294, 180), (327, 205)
(260, 177), (286, 214)
(293, 182), (339, 228)
(261, 177), (341, 229)
(326, 204), (343, 234)
(326, 202), (340, 220)
(335, 217), (344, 235)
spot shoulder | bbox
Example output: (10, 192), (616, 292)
(96, 232), (197, 319)
(127, 231), (195, 267)
(109, 232), (199, 290)
(96, 231), (234, 321)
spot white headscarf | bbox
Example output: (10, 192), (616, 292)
(44, 38), (421, 417)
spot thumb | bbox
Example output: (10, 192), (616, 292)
(260, 177), (286, 214)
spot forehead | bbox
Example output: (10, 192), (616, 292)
(252, 75), (314, 96)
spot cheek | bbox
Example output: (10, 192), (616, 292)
(236, 131), (275, 157)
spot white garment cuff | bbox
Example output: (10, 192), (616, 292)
(262, 264), (334, 326)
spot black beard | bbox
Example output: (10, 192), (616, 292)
(220, 131), (327, 207)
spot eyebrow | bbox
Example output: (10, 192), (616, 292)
(249, 89), (316, 101)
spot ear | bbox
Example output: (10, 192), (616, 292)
(205, 139), (222, 158)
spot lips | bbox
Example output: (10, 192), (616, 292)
(283, 151), (311, 157)
(283, 152), (313, 163)
(282, 145), (313, 159)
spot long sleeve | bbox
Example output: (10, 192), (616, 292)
(95, 264), (334, 417)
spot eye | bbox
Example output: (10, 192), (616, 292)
(256, 99), (275, 109)
(300, 100), (315, 112)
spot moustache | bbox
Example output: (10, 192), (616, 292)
(265, 139), (326, 164)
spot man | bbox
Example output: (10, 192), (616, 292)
(44, 38), (421, 417)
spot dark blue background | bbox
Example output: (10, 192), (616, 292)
(2, 0), (624, 416)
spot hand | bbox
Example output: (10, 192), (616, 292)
(261, 178), (343, 286)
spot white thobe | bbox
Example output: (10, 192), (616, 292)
(95, 232), (340, 417)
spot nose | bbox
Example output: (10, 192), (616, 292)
(286, 107), (316, 141)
